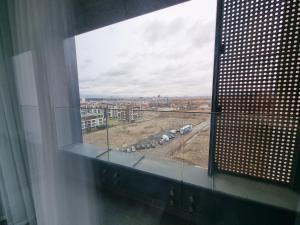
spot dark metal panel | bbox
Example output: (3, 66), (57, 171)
(287, 1), (300, 189)
(73, 0), (189, 35)
(93, 159), (182, 209)
(90, 155), (298, 225)
(208, 0), (224, 176)
(211, 0), (300, 186)
(62, 149), (300, 225)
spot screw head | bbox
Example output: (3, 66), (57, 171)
(189, 195), (195, 203)
(169, 199), (175, 206)
(169, 189), (175, 197)
(188, 205), (194, 213)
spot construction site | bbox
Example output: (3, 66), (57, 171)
(83, 110), (210, 168)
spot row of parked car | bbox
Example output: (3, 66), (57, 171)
(117, 125), (193, 153)
(117, 142), (156, 152)
(159, 129), (177, 145)
(159, 125), (193, 145)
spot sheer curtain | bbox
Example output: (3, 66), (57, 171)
(0, 0), (100, 225)
(0, 2), (36, 224)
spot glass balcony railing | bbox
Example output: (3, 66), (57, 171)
(79, 107), (211, 175)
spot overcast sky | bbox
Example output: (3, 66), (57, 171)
(75, 0), (217, 97)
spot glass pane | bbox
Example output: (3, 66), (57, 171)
(75, 0), (217, 182)
(175, 111), (211, 169)
(80, 106), (108, 149)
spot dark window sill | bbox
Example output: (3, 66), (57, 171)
(63, 143), (300, 213)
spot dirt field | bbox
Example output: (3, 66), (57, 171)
(83, 111), (210, 168)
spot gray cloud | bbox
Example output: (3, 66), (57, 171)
(188, 21), (215, 49)
(100, 62), (136, 77)
(76, 0), (217, 97)
(79, 58), (93, 71)
(143, 17), (185, 45)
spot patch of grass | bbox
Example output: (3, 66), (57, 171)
(108, 118), (120, 127)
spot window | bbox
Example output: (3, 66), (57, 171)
(75, 0), (217, 170)
(1, 0), (300, 224)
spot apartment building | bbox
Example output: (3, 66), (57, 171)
(81, 113), (104, 131)
(108, 105), (143, 122)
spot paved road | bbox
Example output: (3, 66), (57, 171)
(185, 121), (210, 145)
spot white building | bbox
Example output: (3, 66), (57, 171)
(81, 113), (104, 132)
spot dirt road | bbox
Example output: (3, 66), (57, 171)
(138, 120), (210, 168)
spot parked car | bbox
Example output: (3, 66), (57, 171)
(159, 139), (165, 145)
(161, 134), (170, 141)
(167, 133), (175, 139)
(159, 135), (169, 145)
(180, 125), (193, 135)
(169, 129), (177, 134)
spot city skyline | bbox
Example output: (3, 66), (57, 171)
(76, 0), (217, 97)
(80, 95), (212, 99)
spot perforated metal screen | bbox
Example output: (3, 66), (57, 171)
(211, 0), (300, 185)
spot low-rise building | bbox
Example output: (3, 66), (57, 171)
(81, 113), (104, 132)
(107, 105), (143, 122)
(80, 102), (144, 123)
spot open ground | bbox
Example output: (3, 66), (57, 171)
(83, 111), (210, 168)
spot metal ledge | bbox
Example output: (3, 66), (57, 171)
(63, 143), (300, 213)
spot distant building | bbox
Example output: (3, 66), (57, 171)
(126, 106), (143, 122)
(108, 105), (143, 122)
(81, 113), (104, 132)
(80, 101), (144, 123)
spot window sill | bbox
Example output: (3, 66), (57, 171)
(63, 143), (300, 213)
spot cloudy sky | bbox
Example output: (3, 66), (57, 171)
(75, 0), (217, 97)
